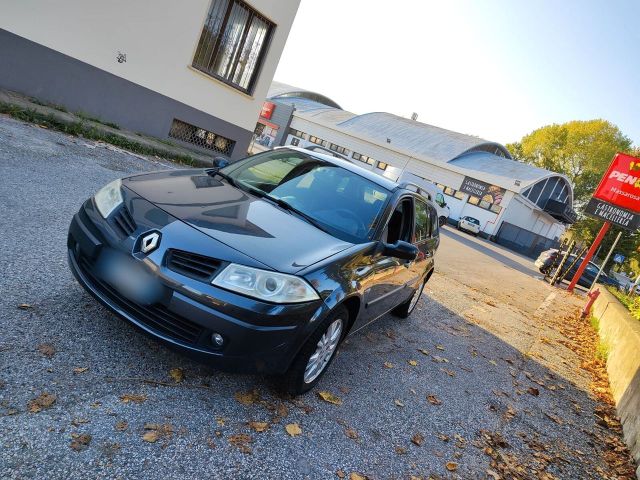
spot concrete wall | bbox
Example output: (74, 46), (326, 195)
(0, 0), (300, 133)
(591, 289), (640, 477)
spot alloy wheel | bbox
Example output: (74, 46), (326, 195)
(303, 318), (343, 384)
(408, 283), (425, 312)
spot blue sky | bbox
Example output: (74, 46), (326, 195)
(275, 0), (639, 146)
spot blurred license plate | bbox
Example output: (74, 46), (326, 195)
(95, 251), (162, 304)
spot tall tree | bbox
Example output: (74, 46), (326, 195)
(506, 120), (633, 203)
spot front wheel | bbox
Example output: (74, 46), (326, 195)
(282, 306), (347, 395)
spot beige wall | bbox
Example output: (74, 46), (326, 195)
(0, 0), (300, 131)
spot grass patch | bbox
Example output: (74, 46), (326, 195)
(0, 102), (196, 165)
(589, 314), (610, 362)
(76, 111), (120, 130)
(605, 285), (640, 321)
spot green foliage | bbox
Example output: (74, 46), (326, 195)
(506, 119), (633, 203)
(606, 286), (640, 322)
(0, 102), (195, 165)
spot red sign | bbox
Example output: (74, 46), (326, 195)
(260, 101), (275, 119)
(592, 152), (640, 213)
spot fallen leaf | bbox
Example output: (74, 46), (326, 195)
(142, 431), (159, 443)
(169, 368), (184, 383)
(71, 418), (89, 426)
(440, 368), (456, 377)
(411, 432), (424, 446)
(27, 392), (56, 413)
(17, 303), (33, 310)
(394, 399), (405, 407)
(336, 470), (346, 479)
(115, 421), (128, 431)
(545, 412), (563, 425)
(228, 433), (253, 453)
(527, 387), (540, 396)
(216, 417), (225, 427)
(285, 423), (302, 437)
(318, 391), (343, 405)
(383, 362), (394, 369)
(427, 394), (442, 406)
(234, 389), (260, 405)
(345, 428), (358, 440)
(437, 433), (450, 442)
(395, 446), (407, 454)
(445, 461), (458, 471)
(408, 360), (418, 366)
(349, 473), (366, 480)
(489, 360), (498, 366)
(486, 469), (501, 480)
(418, 348), (430, 356)
(73, 367), (89, 374)
(248, 421), (269, 433)
(119, 393), (147, 404)
(70, 433), (92, 451)
(37, 343), (56, 358)
(504, 405), (517, 420)
(431, 355), (449, 363)
(436, 345), (445, 351)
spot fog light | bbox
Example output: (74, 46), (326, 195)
(211, 333), (224, 347)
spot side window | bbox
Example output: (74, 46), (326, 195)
(435, 193), (446, 207)
(429, 204), (439, 237)
(414, 199), (430, 243)
(383, 198), (413, 244)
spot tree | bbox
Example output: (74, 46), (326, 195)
(507, 120), (633, 203)
(508, 120), (639, 271)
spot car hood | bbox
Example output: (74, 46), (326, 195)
(122, 169), (353, 274)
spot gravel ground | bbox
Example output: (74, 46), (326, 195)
(0, 115), (634, 479)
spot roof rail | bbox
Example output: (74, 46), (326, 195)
(398, 181), (431, 200)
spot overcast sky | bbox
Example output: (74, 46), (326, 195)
(274, 0), (640, 147)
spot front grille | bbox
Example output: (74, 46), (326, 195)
(78, 257), (204, 345)
(112, 206), (136, 237)
(166, 249), (221, 281)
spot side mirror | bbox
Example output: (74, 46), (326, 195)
(212, 156), (230, 169)
(383, 240), (419, 261)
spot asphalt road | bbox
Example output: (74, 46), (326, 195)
(0, 115), (631, 479)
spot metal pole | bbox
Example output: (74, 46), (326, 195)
(568, 222), (611, 292)
(550, 240), (575, 285)
(590, 230), (622, 292)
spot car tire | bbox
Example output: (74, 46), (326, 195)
(281, 305), (348, 396)
(439, 216), (446, 227)
(392, 280), (426, 319)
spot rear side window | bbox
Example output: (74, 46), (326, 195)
(414, 199), (430, 243)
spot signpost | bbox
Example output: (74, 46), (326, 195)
(568, 152), (640, 292)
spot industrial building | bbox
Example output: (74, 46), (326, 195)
(0, 0), (301, 160)
(255, 82), (576, 258)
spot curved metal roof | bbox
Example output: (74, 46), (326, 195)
(268, 81), (343, 109)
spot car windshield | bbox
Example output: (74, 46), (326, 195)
(221, 150), (390, 243)
(466, 217), (480, 225)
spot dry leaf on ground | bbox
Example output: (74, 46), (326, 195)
(120, 393), (147, 404)
(394, 399), (405, 407)
(349, 473), (367, 480)
(69, 433), (92, 451)
(432, 355), (449, 363)
(17, 303), (33, 310)
(234, 389), (260, 405)
(408, 360), (418, 366)
(383, 362), (394, 369)
(248, 421), (269, 432)
(527, 387), (540, 396)
(229, 433), (253, 453)
(411, 432), (424, 446)
(169, 368), (184, 383)
(336, 470), (346, 478)
(436, 345), (445, 351)
(318, 391), (342, 405)
(37, 343), (56, 357)
(285, 423), (302, 437)
(27, 392), (56, 413)
(115, 420), (128, 431)
(73, 367), (88, 374)
(142, 423), (174, 443)
(427, 394), (442, 405)
(418, 348), (430, 356)
(446, 461), (458, 471)
(345, 428), (358, 440)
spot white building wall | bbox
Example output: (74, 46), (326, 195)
(1, 0), (300, 132)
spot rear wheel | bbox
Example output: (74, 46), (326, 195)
(392, 281), (426, 318)
(282, 306), (347, 395)
(439, 216), (447, 227)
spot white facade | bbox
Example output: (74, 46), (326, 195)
(1, 0), (299, 132)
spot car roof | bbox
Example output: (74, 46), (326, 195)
(277, 146), (400, 192)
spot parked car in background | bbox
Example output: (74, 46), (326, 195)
(395, 172), (451, 227)
(535, 250), (620, 288)
(457, 216), (481, 236)
(67, 147), (440, 394)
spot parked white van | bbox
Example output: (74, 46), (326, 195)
(396, 172), (450, 226)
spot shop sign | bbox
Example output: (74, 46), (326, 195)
(260, 102), (275, 119)
(459, 177), (506, 205)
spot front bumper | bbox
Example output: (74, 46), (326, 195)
(67, 201), (327, 374)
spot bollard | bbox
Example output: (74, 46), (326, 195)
(581, 288), (600, 318)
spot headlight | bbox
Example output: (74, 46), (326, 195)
(212, 264), (319, 303)
(94, 179), (123, 218)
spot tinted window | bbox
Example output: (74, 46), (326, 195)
(414, 199), (429, 243)
(223, 151), (390, 243)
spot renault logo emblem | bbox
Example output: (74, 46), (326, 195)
(140, 232), (160, 254)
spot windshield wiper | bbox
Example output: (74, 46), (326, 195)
(206, 168), (237, 187)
